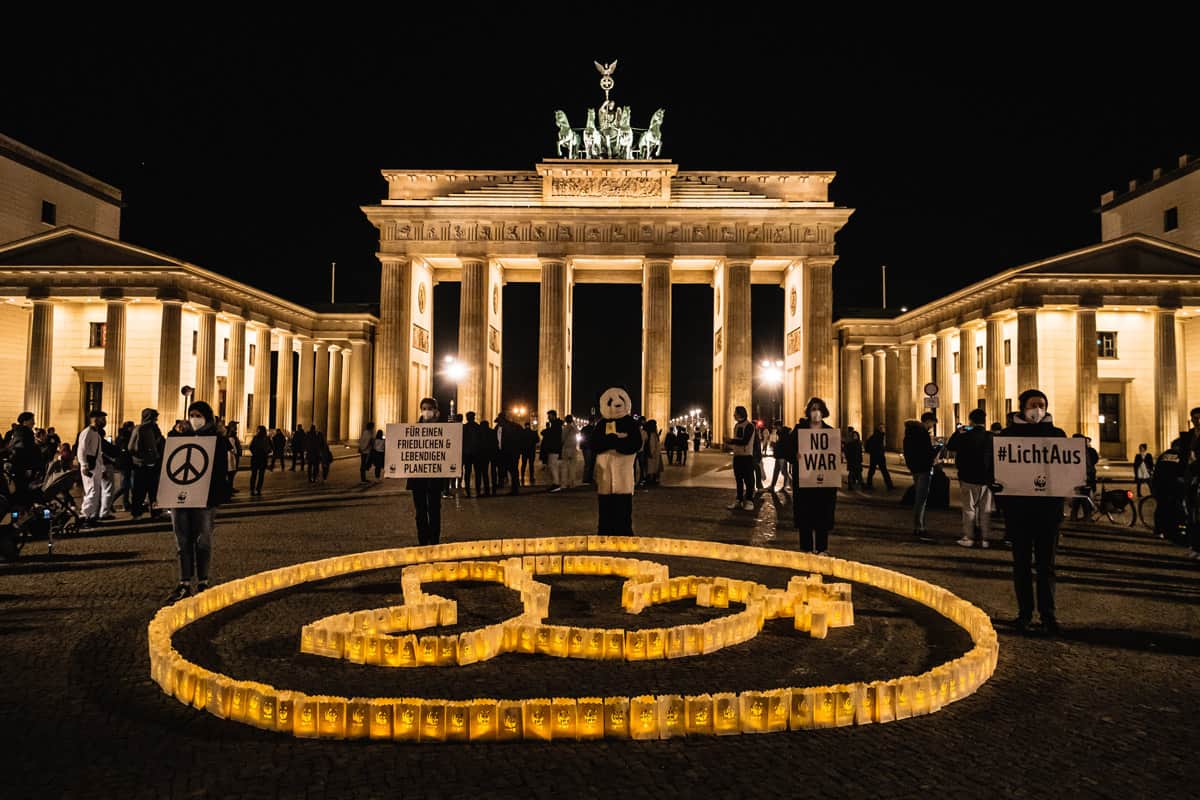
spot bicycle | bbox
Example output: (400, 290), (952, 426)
(1069, 480), (1137, 526)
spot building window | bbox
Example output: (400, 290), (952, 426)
(1164, 207), (1179, 232)
(931, 355), (938, 378)
(84, 381), (103, 415)
(88, 322), (107, 348)
(249, 343), (256, 366)
(1003, 339), (1012, 365)
(223, 337), (230, 361)
(1097, 331), (1118, 359)
(41, 200), (57, 225)
(952, 352), (959, 374)
(192, 330), (198, 355)
(1005, 398), (1013, 416)
(975, 345), (983, 370)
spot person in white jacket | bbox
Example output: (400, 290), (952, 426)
(76, 409), (114, 524)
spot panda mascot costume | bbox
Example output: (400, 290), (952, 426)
(589, 387), (642, 535)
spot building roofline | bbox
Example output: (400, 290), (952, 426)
(0, 133), (123, 207)
(1097, 155), (1199, 213)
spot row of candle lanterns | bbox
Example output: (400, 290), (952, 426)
(149, 536), (999, 742)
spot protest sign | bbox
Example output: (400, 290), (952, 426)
(792, 428), (842, 488)
(157, 436), (218, 509)
(385, 423), (463, 480)
(992, 437), (1087, 497)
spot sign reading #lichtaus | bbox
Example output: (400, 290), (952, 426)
(157, 436), (217, 509)
(792, 428), (842, 488)
(992, 437), (1087, 497)
(384, 423), (463, 480)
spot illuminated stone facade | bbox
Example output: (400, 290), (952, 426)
(836, 236), (1200, 459)
(361, 160), (853, 440)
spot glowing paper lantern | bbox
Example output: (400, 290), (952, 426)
(686, 694), (714, 735)
(295, 695), (320, 738)
(552, 697), (578, 740)
(275, 691), (296, 734)
(604, 697), (630, 739)
(469, 699), (497, 741)
(577, 697), (604, 740)
(318, 697), (348, 739)
(834, 685), (858, 727)
(812, 688), (837, 729)
(713, 693), (740, 735)
(665, 628), (685, 659)
(766, 689), (790, 733)
(604, 630), (625, 660)
(394, 699), (421, 742)
(523, 698), (552, 741)
(629, 695), (659, 740)
(369, 698), (395, 739)
(739, 692), (768, 734)
(645, 629), (665, 660)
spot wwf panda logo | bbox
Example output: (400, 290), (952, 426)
(599, 387), (632, 420)
(1034, 475), (1048, 490)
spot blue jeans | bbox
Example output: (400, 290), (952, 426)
(912, 471), (932, 531)
(172, 508), (215, 583)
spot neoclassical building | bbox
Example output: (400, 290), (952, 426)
(362, 160), (853, 441)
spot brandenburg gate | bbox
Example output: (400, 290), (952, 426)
(362, 69), (852, 440)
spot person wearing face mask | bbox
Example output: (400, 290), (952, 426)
(790, 398), (838, 555)
(164, 401), (231, 604)
(723, 406), (757, 511)
(993, 388), (1068, 636)
(407, 397), (447, 545)
(77, 409), (115, 526)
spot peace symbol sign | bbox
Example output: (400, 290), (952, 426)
(167, 443), (209, 485)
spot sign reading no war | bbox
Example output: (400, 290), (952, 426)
(792, 428), (841, 488)
(992, 437), (1087, 497)
(157, 436), (217, 509)
(385, 423), (463, 479)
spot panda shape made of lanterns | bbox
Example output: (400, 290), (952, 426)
(589, 387), (642, 535)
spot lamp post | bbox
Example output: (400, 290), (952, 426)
(441, 356), (467, 418)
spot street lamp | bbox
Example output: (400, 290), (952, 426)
(441, 356), (468, 417)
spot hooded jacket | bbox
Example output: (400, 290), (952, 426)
(129, 408), (164, 467)
(902, 421), (937, 474)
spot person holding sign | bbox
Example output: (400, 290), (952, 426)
(790, 397), (839, 556)
(992, 388), (1069, 636)
(164, 401), (230, 605)
(407, 397), (448, 545)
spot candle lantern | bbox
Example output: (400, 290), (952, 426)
(443, 702), (468, 742)
(204, 677), (232, 720)
(645, 629), (665, 660)
(871, 681), (896, 723)
(586, 629), (606, 659)
(658, 694), (686, 739)
(437, 635), (457, 666)
(683, 625), (702, 656)
(577, 697), (604, 740)
(685, 694), (714, 735)
(765, 689), (789, 733)
(789, 688), (814, 730)
(893, 678), (914, 720)
(368, 698), (395, 739)
(810, 609), (829, 639)
(552, 698), (578, 740)
(812, 687), (837, 728)
(420, 699), (447, 742)
(665, 628), (685, 659)
(625, 630), (647, 661)
(629, 695), (659, 740)
(457, 633), (478, 666)
(347, 634), (366, 664)
(912, 675), (933, 715)
(274, 691), (295, 734)
(834, 685), (858, 727)
(294, 695), (320, 738)
(394, 699), (421, 742)
(739, 692), (768, 734)
(318, 697), (348, 739)
(604, 697), (630, 739)
(172, 663), (197, 705)
(605, 629), (625, 660)
(230, 683), (252, 723)
(549, 626), (570, 658)
(417, 636), (439, 667)
(523, 698), (553, 741)
(250, 686), (276, 730)
(469, 699), (498, 741)
(854, 684), (876, 725)
(567, 628), (587, 658)
(713, 693), (740, 735)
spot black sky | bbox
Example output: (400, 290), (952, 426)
(2, 21), (1193, 421)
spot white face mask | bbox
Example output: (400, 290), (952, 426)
(808, 410), (822, 423)
(420, 408), (437, 421)
(189, 416), (206, 431)
(1025, 407), (1046, 424)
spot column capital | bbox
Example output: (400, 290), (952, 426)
(536, 255), (567, 265)
(156, 286), (186, 303)
(1077, 293), (1103, 309)
(1157, 298), (1182, 311)
(985, 311), (1009, 323)
(805, 256), (838, 269)
(643, 255), (673, 266)
(723, 257), (754, 268)
(99, 287), (125, 301)
(26, 286), (52, 301)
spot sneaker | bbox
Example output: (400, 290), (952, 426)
(549, 486), (563, 493)
(914, 529), (934, 543)
(741, 500), (755, 511)
(99, 513), (116, 521)
(727, 501), (743, 510)
(979, 539), (991, 550)
(165, 583), (191, 604)
(956, 537), (975, 549)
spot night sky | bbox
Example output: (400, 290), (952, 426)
(2, 23), (1193, 422)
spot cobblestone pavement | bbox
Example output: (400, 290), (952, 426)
(2, 456), (1198, 799)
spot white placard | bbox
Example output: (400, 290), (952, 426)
(793, 428), (842, 488)
(157, 436), (217, 508)
(385, 423), (463, 479)
(992, 437), (1087, 497)
(923, 397), (939, 409)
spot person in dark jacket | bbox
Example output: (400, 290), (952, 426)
(496, 413), (523, 495)
(768, 421), (794, 494)
(945, 408), (994, 548)
(791, 398), (838, 555)
(864, 424), (893, 490)
(1069, 434), (1100, 521)
(476, 420), (496, 496)
(1150, 439), (1187, 543)
(521, 422), (539, 486)
(581, 418), (597, 484)
(461, 412), (481, 496)
(270, 428), (287, 470)
(290, 425), (307, 471)
(408, 398), (447, 545)
(305, 428), (324, 483)
(725, 406), (757, 510)
(113, 420), (136, 512)
(903, 413), (939, 541)
(164, 400), (231, 604)
(248, 425), (271, 496)
(843, 427), (864, 490)
(542, 412), (564, 491)
(371, 429), (386, 478)
(1133, 443), (1154, 498)
(128, 408), (165, 518)
(4, 411), (41, 503)
(992, 389), (1068, 636)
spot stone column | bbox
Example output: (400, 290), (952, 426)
(641, 257), (672, 424)
(252, 326), (272, 432)
(936, 330), (956, 435)
(1076, 306), (1099, 441)
(873, 349), (886, 447)
(804, 258), (836, 400)
(313, 340), (330, 434)
(958, 326), (975, 425)
(985, 315), (1005, 427)
(1016, 307), (1040, 394)
(374, 257), (411, 427)
(275, 332), (294, 433)
(327, 345), (343, 441)
(860, 351), (874, 433)
(102, 292), (127, 423)
(24, 294), (55, 427)
(348, 339), (371, 440)
(725, 259), (753, 437)
(296, 336), (314, 428)
(1155, 306), (1180, 453)
(458, 258), (489, 419)
(226, 317), (247, 425)
(194, 308), (216, 407)
(840, 342), (863, 432)
(538, 257), (570, 418)
(917, 337), (933, 412)
(885, 347), (902, 450)
(897, 344), (915, 424)
(156, 297), (183, 422)
(339, 348), (352, 442)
